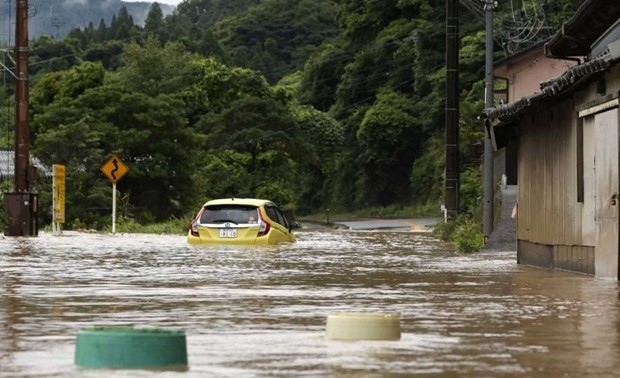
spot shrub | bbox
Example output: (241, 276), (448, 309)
(432, 219), (457, 242)
(453, 218), (483, 253)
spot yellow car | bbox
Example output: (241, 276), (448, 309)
(187, 198), (297, 245)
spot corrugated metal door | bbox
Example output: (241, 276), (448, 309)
(594, 108), (619, 279)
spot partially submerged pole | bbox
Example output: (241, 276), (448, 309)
(14, 0), (29, 193)
(4, 0), (38, 237)
(444, 0), (459, 220)
(483, 0), (496, 241)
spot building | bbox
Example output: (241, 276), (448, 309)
(484, 0), (620, 279)
(0, 149), (52, 184)
(493, 41), (576, 185)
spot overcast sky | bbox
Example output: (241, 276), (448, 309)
(123, 0), (183, 5)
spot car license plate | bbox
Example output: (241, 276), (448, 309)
(219, 228), (237, 238)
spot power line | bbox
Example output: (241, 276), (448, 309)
(498, 0), (553, 54)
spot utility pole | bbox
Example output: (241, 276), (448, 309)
(15, 0), (29, 193)
(482, 0), (497, 242)
(444, 0), (459, 220)
(3, 0), (38, 236)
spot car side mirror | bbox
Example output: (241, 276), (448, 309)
(289, 221), (301, 230)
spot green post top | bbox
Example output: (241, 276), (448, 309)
(75, 326), (188, 370)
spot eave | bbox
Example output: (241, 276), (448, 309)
(545, 0), (620, 58)
(483, 39), (620, 149)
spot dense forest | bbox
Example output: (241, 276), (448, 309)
(0, 0), (579, 229)
(0, 0), (175, 43)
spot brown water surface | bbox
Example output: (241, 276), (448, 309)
(0, 230), (618, 377)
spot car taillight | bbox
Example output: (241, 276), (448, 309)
(190, 218), (199, 237)
(189, 208), (204, 237)
(258, 211), (271, 236)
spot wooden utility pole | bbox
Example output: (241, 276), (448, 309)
(14, 0), (30, 192)
(445, 0), (459, 220)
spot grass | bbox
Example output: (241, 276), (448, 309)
(103, 216), (192, 235)
(298, 202), (441, 224)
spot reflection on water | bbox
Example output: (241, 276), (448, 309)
(0, 230), (619, 377)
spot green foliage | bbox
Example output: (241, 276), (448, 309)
(454, 218), (484, 253)
(298, 42), (349, 111)
(303, 201), (439, 223)
(173, 0), (260, 30)
(357, 90), (416, 163)
(116, 38), (194, 97)
(191, 150), (251, 200)
(144, 3), (165, 38)
(355, 89), (420, 205)
(433, 216), (483, 253)
(432, 218), (457, 242)
(460, 167), (483, 220)
(30, 62), (106, 113)
(30, 37), (80, 79)
(214, 0), (339, 83)
(292, 103), (344, 161)
(6, 0), (581, 233)
(109, 215), (190, 235)
(410, 134), (444, 204)
(174, 58), (273, 124)
(81, 41), (125, 70)
(30, 60), (200, 225)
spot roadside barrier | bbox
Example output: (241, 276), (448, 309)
(74, 327), (188, 370)
(326, 312), (401, 341)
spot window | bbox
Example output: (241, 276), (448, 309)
(265, 205), (289, 229)
(200, 205), (258, 224)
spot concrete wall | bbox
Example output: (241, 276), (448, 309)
(495, 49), (575, 102)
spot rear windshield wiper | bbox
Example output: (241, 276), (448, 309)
(211, 219), (239, 225)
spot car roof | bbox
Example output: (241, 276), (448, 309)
(202, 198), (274, 207)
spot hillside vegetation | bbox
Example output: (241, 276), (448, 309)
(0, 0), (175, 42)
(0, 0), (578, 229)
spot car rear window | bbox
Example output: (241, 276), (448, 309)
(200, 205), (259, 225)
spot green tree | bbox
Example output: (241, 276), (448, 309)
(195, 94), (305, 207)
(110, 6), (136, 40)
(214, 0), (339, 83)
(30, 60), (201, 225)
(355, 89), (420, 205)
(144, 2), (165, 38)
(116, 38), (193, 97)
(29, 37), (80, 79)
(82, 41), (125, 70)
(290, 103), (344, 212)
(96, 18), (108, 42)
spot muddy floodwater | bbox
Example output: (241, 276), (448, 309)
(1, 228), (619, 377)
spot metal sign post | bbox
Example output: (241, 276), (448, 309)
(100, 155), (128, 234)
(112, 182), (117, 234)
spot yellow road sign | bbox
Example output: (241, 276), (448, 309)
(53, 164), (65, 223)
(101, 155), (128, 183)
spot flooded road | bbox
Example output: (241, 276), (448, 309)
(1, 229), (619, 377)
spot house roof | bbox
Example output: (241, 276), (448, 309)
(482, 39), (620, 151)
(545, 0), (620, 58)
(484, 44), (620, 123)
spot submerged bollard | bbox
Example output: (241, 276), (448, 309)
(326, 312), (401, 341)
(74, 327), (188, 370)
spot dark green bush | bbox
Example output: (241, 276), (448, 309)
(453, 218), (484, 253)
